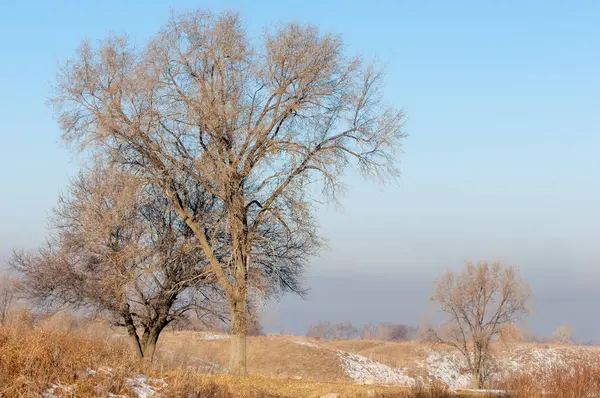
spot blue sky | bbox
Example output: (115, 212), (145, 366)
(1, 1), (599, 338)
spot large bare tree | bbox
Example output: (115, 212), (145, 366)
(52, 10), (405, 373)
(427, 261), (532, 388)
(11, 165), (221, 361)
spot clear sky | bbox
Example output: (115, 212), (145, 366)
(1, 1), (599, 339)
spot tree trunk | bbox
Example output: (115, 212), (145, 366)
(472, 339), (483, 389)
(141, 324), (164, 362)
(229, 294), (248, 375)
(125, 323), (144, 359)
(142, 334), (159, 362)
(472, 372), (481, 389)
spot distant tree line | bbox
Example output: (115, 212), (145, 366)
(306, 321), (418, 341)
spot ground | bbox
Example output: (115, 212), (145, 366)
(154, 330), (600, 390)
(3, 319), (600, 397)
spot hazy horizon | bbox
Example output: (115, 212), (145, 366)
(1, 1), (599, 340)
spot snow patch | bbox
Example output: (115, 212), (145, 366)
(336, 351), (416, 385)
(421, 345), (600, 389)
(292, 339), (415, 385)
(86, 368), (97, 376)
(294, 340), (321, 348)
(460, 389), (509, 395)
(125, 374), (167, 398)
(195, 333), (230, 340)
(421, 350), (472, 390)
(43, 383), (75, 398)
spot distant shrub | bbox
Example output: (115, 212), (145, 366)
(552, 325), (574, 345)
(306, 321), (417, 341)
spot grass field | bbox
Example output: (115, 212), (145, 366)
(2, 316), (600, 397)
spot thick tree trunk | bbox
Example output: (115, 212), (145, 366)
(472, 340), (485, 389)
(126, 323), (144, 359)
(122, 305), (144, 359)
(472, 372), (481, 389)
(226, 193), (250, 376)
(141, 324), (164, 362)
(142, 334), (159, 362)
(229, 294), (248, 375)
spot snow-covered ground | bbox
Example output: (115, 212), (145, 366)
(420, 350), (472, 389)
(194, 332), (230, 340)
(293, 339), (321, 349)
(295, 338), (600, 390)
(42, 368), (167, 398)
(336, 350), (417, 385)
(43, 383), (75, 398)
(125, 374), (167, 398)
(294, 340), (417, 385)
(417, 345), (600, 389)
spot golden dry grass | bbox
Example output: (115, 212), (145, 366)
(0, 321), (418, 397)
(318, 339), (427, 375)
(157, 332), (347, 382)
(161, 374), (419, 397)
(3, 316), (600, 397)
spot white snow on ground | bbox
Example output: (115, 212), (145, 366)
(291, 339), (600, 390)
(419, 345), (600, 390)
(525, 347), (567, 373)
(43, 383), (75, 398)
(125, 374), (167, 398)
(421, 350), (472, 390)
(460, 389), (509, 395)
(292, 340), (416, 385)
(73, 368), (166, 398)
(294, 339), (321, 348)
(194, 333), (230, 340)
(336, 350), (416, 385)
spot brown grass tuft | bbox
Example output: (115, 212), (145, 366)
(497, 363), (600, 398)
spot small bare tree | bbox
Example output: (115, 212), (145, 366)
(52, 9), (405, 373)
(11, 165), (221, 361)
(0, 276), (15, 325)
(427, 261), (531, 388)
(552, 325), (573, 345)
(306, 321), (334, 339)
(375, 323), (418, 341)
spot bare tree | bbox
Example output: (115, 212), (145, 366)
(427, 261), (531, 388)
(306, 321), (334, 339)
(552, 325), (574, 345)
(374, 322), (418, 341)
(52, 10), (405, 373)
(11, 165), (221, 361)
(0, 276), (14, 325)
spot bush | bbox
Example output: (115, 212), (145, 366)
(306, 321), (417, 341)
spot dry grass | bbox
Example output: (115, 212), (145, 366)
(163, 374), (420, 397)
(157, 332), (347, 381)
(319, 339), (427, 374)
(0, 321), (436, 397)
(0, 321), (140, 397)
(493, 364), (600, 397)
(3, 317), (600, 397)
